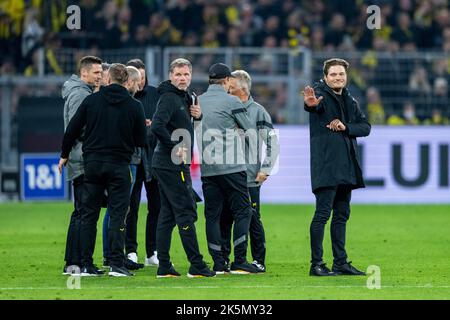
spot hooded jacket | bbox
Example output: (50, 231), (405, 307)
(150, 80), (195, 172)
(62, 74), (93, 181)
(304, 79), (371, 192)
(61, 83), (146, 164)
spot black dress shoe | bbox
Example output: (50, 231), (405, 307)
(309, 263), (336, 276)
(332, 261), (366, 276)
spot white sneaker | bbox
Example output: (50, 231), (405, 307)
(127, 252), (138, 263)
(145, 251), (159, 266)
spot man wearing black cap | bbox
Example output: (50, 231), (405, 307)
(197, 63), (260, 274)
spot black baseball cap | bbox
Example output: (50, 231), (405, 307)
(208, 63), (234, 79)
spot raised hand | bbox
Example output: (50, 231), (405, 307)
(303, 86), (323, 107)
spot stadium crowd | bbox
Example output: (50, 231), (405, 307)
(0, 0), (449, 123)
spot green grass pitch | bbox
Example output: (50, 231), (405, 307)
(0, 203), (449, 300)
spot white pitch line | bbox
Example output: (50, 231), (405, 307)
(1, 285), (450, 291)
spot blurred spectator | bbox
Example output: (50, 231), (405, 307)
(95, 0), (121, 49)
(117, 5), (132, 46)
(167, 0), (202, 36)
(387, 102), (420, 125)
(324, 13), (348, 49)
(409, 65), (432, 93)
(239, 2), (264, 46)
(408, 65), (432, 115)
(254, 15), (282, 46)
(201, 29), (220, 48)
(366, 87), (385, 125)
(392, 12), (417, 47)
(0, 58), (16, 75)
(148, 13), (182, 47)
(255, 0), (282, 20)
(21, 8), (43, 60)
(285, 9), (310, 48)
(226, 27), (241, 47)
(423, 108), (450, 125)
(431, 77), (448, 116)
(130, 25), (149, 47)
(310, 26), (325, 52)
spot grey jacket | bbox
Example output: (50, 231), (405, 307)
(62, 74), (92, 181)
(197, 84), (253, 177)
(243, 96), (280, 187)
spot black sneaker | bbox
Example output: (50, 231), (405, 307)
(62, 264), (81, 275)
(108, 265), (134, 277)
(81, 265), (105, 277)
(157, 265), (181, 278)
(187, 264), (216, 278)
(310, 263), (336, 276)
(124, 258), (145, 270)
(332, 261), (366, 276)
(252, 261), (266, 273)
(213, 262), (230, 275)
(230, 261), (260, 274)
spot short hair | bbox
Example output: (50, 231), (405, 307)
(78, 56), (102, 74)
(126, 58), (145, 70)
(108, 63), (129, 84)
(102, 62), (111, 71)
(169, 58), (192, 74)
(231, 70), (251, 95)
(126, 66), (141, 82)
(323, 58), (350, 76)
(208, 78), (227, 85)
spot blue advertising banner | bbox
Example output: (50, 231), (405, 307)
(20, 153), (68, 201)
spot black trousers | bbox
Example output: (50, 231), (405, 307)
(80, 161), (131, 268)
(126, 163), (161, 257)
(310, 185), (352, 266)
(220, 186), (266, 265)
(153, 168), (205, 270)
(202, 171), (252, 266)
(64, 175), (84, 266)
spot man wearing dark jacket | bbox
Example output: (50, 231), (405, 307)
(59, 63), (146, 277)
(125, 59), (161, 267)
(151, 58), (214, 278)
(61, 55), (102, 275)
(304, 58), (371, 277)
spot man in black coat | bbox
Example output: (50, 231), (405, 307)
(303, 58), (371, 276)
(150, 58), (215, 278)
(124, 59), (161, 267)
(59, 63), (146, 277)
